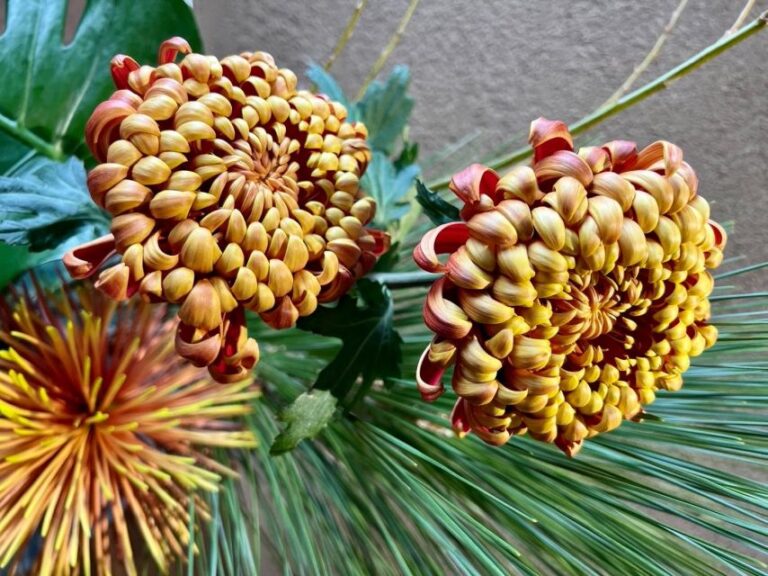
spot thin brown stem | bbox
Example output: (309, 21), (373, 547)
(725, 0), (758, 36)
(601, 0), (689, 109)
(355, 0), (421, 100)
(325, 0), (369, 71)
(427, 11), (768, 192)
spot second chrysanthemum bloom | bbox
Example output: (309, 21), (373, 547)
(66, 37), (387, 383)
(415, 118), (726, 455)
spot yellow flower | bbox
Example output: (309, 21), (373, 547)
(65, 37), (387, 382)
(414, 118), (726, 456)
(0, 281), (257, 575)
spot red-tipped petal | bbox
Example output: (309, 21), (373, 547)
(529, 117), (574, 162)
(450, 398), (471, 436)
(158, 36), (193, 64)
(416, 345), (446, 401)
(413, 222), (470, 273)
(63, 234), (117, 279)
(449, 164), (499, 206)
(534, 150), (594, 187)
(110, 55), (140, 90)
(423, 277), (472, 340)
(636, 140), (683, 176)
(85, 99), (136, 161)
(602, 140), (638, 172)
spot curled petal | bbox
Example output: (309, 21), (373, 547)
(529, 117), (573, 162)
(63, 234), (116, 279)
(110, 55), (140, 90)
(175, 323), (221, 367)
(416, 345), (447, 401)
(709, 220), (727, 250)
(496, 166), (543, 205)
(85, 99), (137, 161)
(578, 146), (610, 173)
(622, 170), (674, 214)
(413, 222), (470, 273)
(602, 140), (638, 171)
(94, 263), (130, 300)
(261, 296), (300, 329)
(534, 150), (593, 187)
(158, 36), (193, 64)
(423, 277), (472, 340)
(635, 140), (683, 176)
(449, 164), (499, 207)
(450, 398), (472, 436)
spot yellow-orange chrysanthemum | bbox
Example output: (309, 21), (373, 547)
(64, 37), (387, 383)
(415, 118), (726, 456)
(0, 281), (256, 576)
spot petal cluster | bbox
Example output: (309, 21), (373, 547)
(65, 37), (385, 382)
(0, 282), (257, 575)
(415, 118), (726, 455)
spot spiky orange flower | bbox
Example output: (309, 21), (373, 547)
(0, 281), (257, 576)
(64, 37), (387, 383)
(415, 119), (726, 455)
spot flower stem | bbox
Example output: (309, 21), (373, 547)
(355, 0), (421, 100)
(325, 0), (368, 71)
(427, 10), (768, 191)
(0, 113), (65, 162)
(369, 270), (438, 288)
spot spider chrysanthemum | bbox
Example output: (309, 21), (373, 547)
(0, 281), (257, 576)
(414, 118), (726, 456)
(64, 37), (387, 383)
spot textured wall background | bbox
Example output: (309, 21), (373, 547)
(196, 0), (768, 281)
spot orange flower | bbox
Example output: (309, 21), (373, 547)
(0, 281), (257, 575)
(65, 37), (387, 383)
(414, 118), (726, 456)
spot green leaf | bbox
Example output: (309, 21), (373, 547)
(0, 243), (32, 289)
(394, 141), (419, 171)
(357, 66), (414, 155)
(0, 0), (201, 169)
(270, 390), (338, 455)
(415, 179), (459, 225)
(297, 279), (402, 407)
(0, 156), (108, 250)
(305, 64), (352, 114)
(362, 151), (420, 228)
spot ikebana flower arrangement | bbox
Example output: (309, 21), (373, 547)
(0, 2), (766, 575)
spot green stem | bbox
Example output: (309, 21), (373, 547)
(369, 270), (438, 288)
(0, 113), (64, 161)
(427, 11), (768, 191)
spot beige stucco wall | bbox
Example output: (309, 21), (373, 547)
(196, 0), (768, 283)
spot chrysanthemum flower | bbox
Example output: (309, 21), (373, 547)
(415, 118), (726, 456)
(0, 280), (257, 575)
(64, 37), (386, 382)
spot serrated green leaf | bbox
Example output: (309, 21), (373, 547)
(0, 156), (108, 250)
(270, 390), (338, 455)
(0, 0), (201, 171)
(357, 66), (414, 155)
(416, 179), (459, 225)
(297, 279), (402, 407)
(305, 64), (352, 114)
(362, 151), (420, 228)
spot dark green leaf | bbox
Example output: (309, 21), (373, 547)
(0, 0), (201, 170)
(0, 243), (32, 289)
(416, 179), (459, 225)
(362, 151), (420, 228)
(270, 390), (338, 455)
(357, 66), (414, 155)
(0, 157), (108, 250)
(305, 64), (352, 114)
(297, 279), (402, 406)
(394, 141), (419, 171)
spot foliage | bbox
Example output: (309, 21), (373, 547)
(1, 3), (767, 576)
(270, 390), (338, 455)
(307, 64), (420, 231)
(415, 178), (460, 225)
(296, 279), (403, 409)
